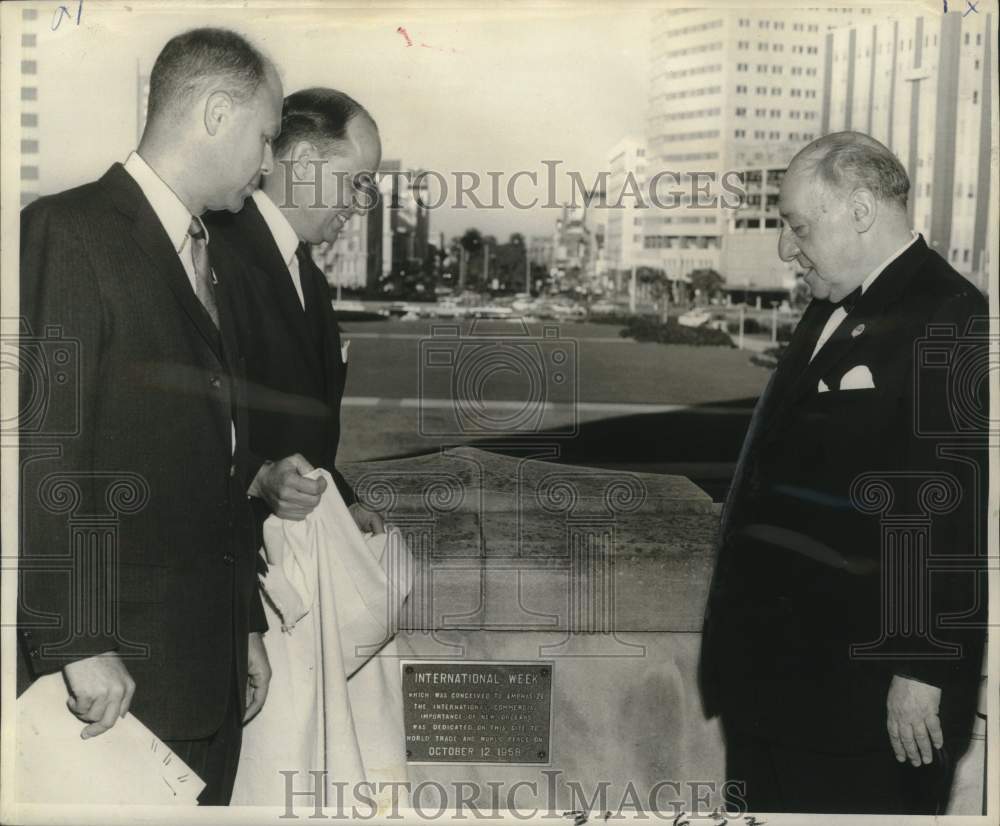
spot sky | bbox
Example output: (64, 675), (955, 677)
(29, 1), (651, 242)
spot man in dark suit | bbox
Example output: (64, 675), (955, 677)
(699, 132), (988, 814)
(17, 28), (302, 804)
(207, 88), (384, 534)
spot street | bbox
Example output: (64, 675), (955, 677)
(337, 319), (771, 500)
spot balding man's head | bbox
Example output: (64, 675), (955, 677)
(790, 131), (910, 212)
(140, 27), (283, 215)
(147, 28), (269, 126)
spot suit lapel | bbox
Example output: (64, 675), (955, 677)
(105, 164), (224, 361)
(762, 236), (928, 437)
(243, 200), (323, 378)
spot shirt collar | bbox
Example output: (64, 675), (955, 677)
(252, 189), (300, 269)
(861, 230), (919, 294)
(123, 151), (204, 253)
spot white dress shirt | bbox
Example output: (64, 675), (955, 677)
(124, 152), (210, 295)
(123, 151), (235, 453)
(810, 231), (919, 362)
(252, 189), (305, 309)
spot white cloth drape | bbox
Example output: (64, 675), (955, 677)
(232, 470), (412, 806)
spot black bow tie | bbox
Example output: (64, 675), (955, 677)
(833, 285), (862, 314)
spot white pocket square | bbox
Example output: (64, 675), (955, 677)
(839, 364), (875, 390)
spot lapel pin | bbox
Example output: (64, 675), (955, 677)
(851, 323), (865, 338)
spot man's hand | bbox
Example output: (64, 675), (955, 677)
(349, 502), (385, 535)
(248, 454), (327, 520)
(887, 674), (943, 766)
(244, 632), (271, 723)
(63, 651), (135, 740)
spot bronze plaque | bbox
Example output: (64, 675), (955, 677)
(402, 661), (553, 764)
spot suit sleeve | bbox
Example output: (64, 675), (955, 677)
(893, 290), (988, 692)
(18, 202), (119, 675)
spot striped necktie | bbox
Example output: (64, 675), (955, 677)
(188, 217), (219, 328)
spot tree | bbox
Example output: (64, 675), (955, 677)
(689, 268), (725, 303)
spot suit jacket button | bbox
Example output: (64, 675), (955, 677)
(210, 375), (222, 389)
(229, 463), (236, 478)
(223, 552), (235, 565)
(29, 648), (39, 658)
(21, 629), (32, 639)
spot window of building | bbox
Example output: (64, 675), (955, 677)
(773, 43), (784, 52)
(757, 42), (768, 51)
(21, 60), (37, 74)
(760, 20), (771, 29)
(789, 132), (799, 141)
(739, 18), (750, 27)
(975, 59), (981, 70)
(793, 23), (802, 32)
(769, 130), (781, 140)
(790, 110), (800, 119)
(735, 106), (747, 116)
(754, 130), (765, 139)
(968, 188), (975, 199)
(973, 90), (978, 104)
(806, 68), (816, 76)
(976, 33), (982, 45)
(21, 87), (37, 101)
(738, 40), (749, 49)
(736, 84), (747, 93)
(963, 249), (970, 262)
(734, 129), (746, 138)
(21, 165), (39, 181)
(637, 148), (645, 157)
(770, 108), (781, 117)
(755, 107), (766, 116)
(737, 63), (748, 71)
(808, 24), (818, 32)
(23, 7), (38, 19)
(771, 87), (782, 95)
(21, 139), (39, 153)
(21, 112), (38, 127)
(771, 65), (783, 74)
(22, 33), (37, 47)
(803, 132), (814, 140)
(791, 66), (802, 75)
(757, 64), (768, 73)
(964, 33), (970, 45)
(775, 22), (784, 30)
(756, 85), (767, 94)
(21, 192), (38, 208)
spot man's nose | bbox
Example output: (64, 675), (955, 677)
(778, 227), (798, 262)
(260, 143), (275, 177)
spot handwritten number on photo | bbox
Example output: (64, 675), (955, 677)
(51, 0), (84, 31)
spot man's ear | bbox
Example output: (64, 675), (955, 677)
(290, 140), (317, 180)
(851, 188), (877, 233)
(204, 90), (234, 137)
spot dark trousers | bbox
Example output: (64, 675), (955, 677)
(723, 725), (957, 815)
(164, 659), (243, 806)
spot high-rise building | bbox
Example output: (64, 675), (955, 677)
(604, 136), (648, 277)
(644, 8), (857, 292)
(20, 6), (41, 207)
(824, 10), (994, 291)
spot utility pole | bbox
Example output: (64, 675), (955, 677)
(458, 247), (467, 292)
(629, 266), (637, 313)
(483, 243), (490, 285)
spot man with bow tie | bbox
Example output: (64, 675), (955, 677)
(699, 132), (987, 813)
(206, 87), (384, 535)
